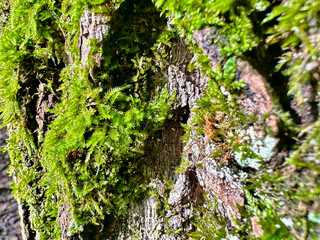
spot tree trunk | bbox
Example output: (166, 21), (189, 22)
(0, 0), (319, 239)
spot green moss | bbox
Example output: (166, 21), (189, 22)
(152, 0), (320, 238)
(0, 0), (172, 238)
(188, 195), (228, 240)
(0, 0), (319, 238)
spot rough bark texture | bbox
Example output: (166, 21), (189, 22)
(0, 127), (21, 240)
(1, 1), (319, 240)
(114, 39), (205, 239)
(79, 8), (109, 66)
(77, 26), (279, 239)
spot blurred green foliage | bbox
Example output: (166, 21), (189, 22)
(153, 0), (320, 239)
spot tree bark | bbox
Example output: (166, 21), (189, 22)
(1, 1), (319, 239)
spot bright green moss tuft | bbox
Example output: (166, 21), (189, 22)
(0, 0), (171, 237)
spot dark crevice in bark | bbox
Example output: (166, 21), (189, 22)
(186, 166), (205, 204)
(170, 105), (190, 124)
(101, 0), (167, 89)
(20, 204), (36, 240)
(18, 57), (63, 149)
(308, 78), (319, 123)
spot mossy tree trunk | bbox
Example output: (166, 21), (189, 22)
(0, 0), (319, 239)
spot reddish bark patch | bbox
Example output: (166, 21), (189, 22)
(204, 174), (244, 213)
(237, 59), (274, 115)
(251, 216), (264, 238)
(237, 59), (279, 136)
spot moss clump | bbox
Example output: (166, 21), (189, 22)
(0, 0), (172, 238)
